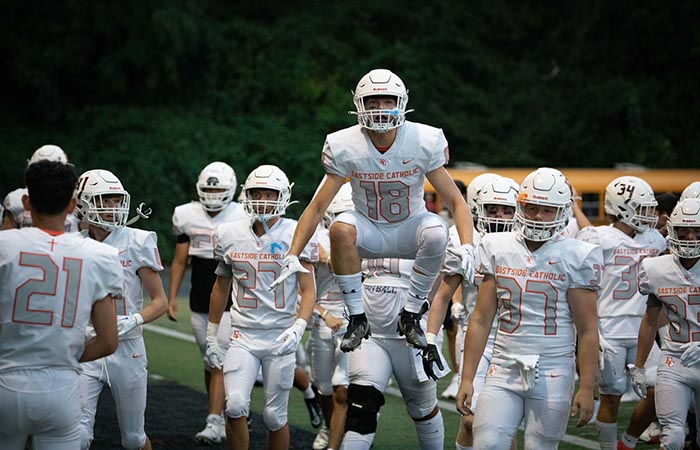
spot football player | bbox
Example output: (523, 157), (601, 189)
(0, 161), (122, 450)
(576, 176), (667, 450)
(2, 144), (80, 232)
(425, 175), (519, 450)
(205, 165), (317, 450)
(270, 68), (473, 353)
(342, 257), (448, 450)
(309, 182), (354, 450)
(633, 197), (700, 450)
(167, 161), (247, 444)
(75, 169), (168, 450)
(456, 167), (602, 450)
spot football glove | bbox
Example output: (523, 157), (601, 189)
(269, 255), (309, 291)
(446, 244), (475, 285)
(274, 318), (307, 355)
(450, 302), (466, 323)
(204, 321), (225, 370)
(421, 332), (444, 381)
(628, 365), (647, 399)
(117, 313), (144, 337)
(679, 342), (700, 367)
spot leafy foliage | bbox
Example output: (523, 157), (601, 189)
(1, 0), (698, 261)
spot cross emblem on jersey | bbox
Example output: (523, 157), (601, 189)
(48, 238), (58, 251)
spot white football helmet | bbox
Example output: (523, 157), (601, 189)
(241, 165), (294, 221)
(667, 198), (700, 258)
(466, 173), (498, 220)
(514, 167), (572, 241)
(476, 176), (519, 234)
(351, 69), (411, 133)
(604, 176), (658, 232)
(196, 162), (237, 212)
(74, 169), (130, 230)
(322, 182), (354, 229)
(680, 181), (700, 201)
(27, 145), (68, 166)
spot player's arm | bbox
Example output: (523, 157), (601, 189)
(426, 273), (461, 336)
(288, 174), (345, 256)
(136, 266), (168, 322)
(80, 295), (119, 362)
(634, 298), (662, 368)
(167, 241), (190, 321)
(567, 286), (599, 426)
(457, 274), (497, 415)
(571, 186), (592, 229)
(296, 260), (317, 322)
(426, 167), (473, 245)
(208, 274), (232, 325)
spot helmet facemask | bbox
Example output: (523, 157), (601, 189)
(82, 192), (131, 231)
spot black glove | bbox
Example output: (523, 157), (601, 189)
(421, 344), (444, 381)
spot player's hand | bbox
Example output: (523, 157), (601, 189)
(324, 313), (343, 333)
(679, 342), (700, 367)
(455, 379), (474, 416)
(204, 321), (225, 370)
(447, 244), (475, 285)
(274, 318), (307, 355)
(421, 333), (444, 381)
(167, 300), (178, 322)
(117, 313), (144, 337)
(269, 255), (309, 291)
(629, 365), (647, 399)
(598, 331), (618, 369)
(571, 387), (595, 427)
(450, 302), (466, 323)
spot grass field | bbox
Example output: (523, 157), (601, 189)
(141, 298), (655, 450)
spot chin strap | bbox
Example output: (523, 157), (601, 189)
(125, 202), (152, 226)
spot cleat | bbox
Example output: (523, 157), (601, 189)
(195, 414), (226, 444)
(441, 373), (460, 399)
(397, 308), (427, 349)
(305, 397), (323, 428)
(638, 420), (661, 444)
(340, 313), (371, 352)
(313, 422), (330, 450)
(616, 440), (633, 450)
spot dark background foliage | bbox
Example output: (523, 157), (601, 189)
(2, 0), (698, 261)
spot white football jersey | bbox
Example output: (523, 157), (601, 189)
(322, 121), (448, 225)
(638, 255), (700, 354)
(361, 258), (414, 337)
(83, 227), (164, 340)
(214, 218), (319, 330)
(0, 228), (122, 372)
(314, 227), (343, 314)
(577, 225), (666, 338)
(171, 201), (246, 259)
(479, 233), (603, 359)
(2, 187), (80, 232)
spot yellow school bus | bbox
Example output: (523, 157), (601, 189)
(425, 167), (700, 225)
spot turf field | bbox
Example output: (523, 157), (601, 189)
(92, 297), (655, 449)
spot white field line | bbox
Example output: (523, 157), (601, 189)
(145, 323), (599, 449)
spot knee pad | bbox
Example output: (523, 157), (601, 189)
(414, 225), (449, 275)
(225, 391), (250, 419)
(315, 380), (333, 397)
(406, 398), (437, 420)
(262, 405), (287, 431)
(121, 432), (145, 450)
(345, 384), (385, 435)
(663, 424), (686, 450)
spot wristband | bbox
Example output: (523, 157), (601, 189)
(321, 310), (329, 320)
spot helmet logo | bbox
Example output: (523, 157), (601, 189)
(206, 177), (219, 186)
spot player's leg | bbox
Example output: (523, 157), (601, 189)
(656, 360), (694, 450)
(521, 357), (575, 450)
(78, 360), (107, 450)
(597, 339), (633, 450)
(342, 338), (392, 450)
(330, 212), (370, 351)
(109, 339), (149, 450)
(261, 351), (296, 450)
(456, 349), (491, 449)
(391, 340), (444, 450)
(471, 364), (525, 450)
(397, 214), (449, 349)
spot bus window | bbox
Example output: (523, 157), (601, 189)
(581, 192), (601, 223)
